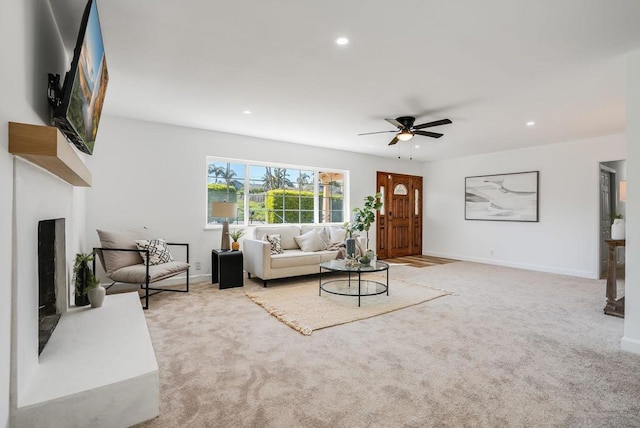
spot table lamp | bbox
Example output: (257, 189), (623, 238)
(211, 202), (237, 250)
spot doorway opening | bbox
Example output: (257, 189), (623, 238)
(599, 160), (626, 278)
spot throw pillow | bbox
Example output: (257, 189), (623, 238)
(317, 228), (331, 246)
(294, 230), (328, 252)
(135, 239), (174, 265)
(329, 226), (347, 244)
(265, 234), (283, 255)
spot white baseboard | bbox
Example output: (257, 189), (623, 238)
(423, 251), (596, 279)
(621, 337), (640, 355)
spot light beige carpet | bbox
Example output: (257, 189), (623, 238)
(137, 262), (640, 427)
(245, 275), (450, 335)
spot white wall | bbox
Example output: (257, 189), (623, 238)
(623, 49), (640, 354)
(0, 0), (17, 422)
(2, 0), (89, 423)
(85, 115), (422, 279)
(423, 134), (626, 278)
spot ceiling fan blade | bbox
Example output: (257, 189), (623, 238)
(413, 118), (452, 130)
(414, 130), (443, 138)
(388, 135), (400, 145)
(358, 130), (398, 136)
(385, 118), (403, 129)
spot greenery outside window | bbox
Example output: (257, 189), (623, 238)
(206, 158), (347, 226)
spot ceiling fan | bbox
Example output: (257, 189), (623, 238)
(359, 116), (452, 145)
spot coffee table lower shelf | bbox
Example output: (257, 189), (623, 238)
(318, 260), (390, 307)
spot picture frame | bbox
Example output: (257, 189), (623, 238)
(465, 171), (539, 222)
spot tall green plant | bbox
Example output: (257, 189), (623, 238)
(73, 253), (99, 296)
(351, 192), (382, 249)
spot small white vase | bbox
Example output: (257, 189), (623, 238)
(611, 218), (626, 240)
(88, 285), (106, 308)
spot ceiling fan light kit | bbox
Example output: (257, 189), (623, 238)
(359, 115), (452, 146)
(397, 129), (414, 141)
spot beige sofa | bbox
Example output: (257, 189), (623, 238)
(243, 225), (347, 286)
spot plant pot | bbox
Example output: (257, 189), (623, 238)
(75, 293), (90, 307)
(345, 238), (357, 258)
(88, 285), (106, 308)
(611, 218), (626, 240)
(74, 259), (93, 307)
(231, 241), (240, 251)
(366, 249), (376, 265)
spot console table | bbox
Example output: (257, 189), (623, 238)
(604, 239), (625, 318)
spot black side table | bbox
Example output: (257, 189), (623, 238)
(211, 250), (244, 289)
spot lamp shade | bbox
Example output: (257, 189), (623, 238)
(211, 202), (237, 218)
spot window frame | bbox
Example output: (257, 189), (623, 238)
(205, 156), (349, 228)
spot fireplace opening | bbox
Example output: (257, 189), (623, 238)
(38, 218), (65, 355)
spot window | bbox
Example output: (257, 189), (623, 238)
(207, 161), (244, 224)
(206, 157), (348, 226)
(394, 183), (408, 195)
(318, 171), (344, 223)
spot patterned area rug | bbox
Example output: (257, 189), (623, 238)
(245, 274), (450, 335)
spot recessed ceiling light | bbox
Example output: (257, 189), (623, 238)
(526, 121), (535, 126)
(335, 37), (349, 45)
(243, 110), (252, 115)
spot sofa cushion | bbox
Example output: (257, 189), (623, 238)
(255, 225), (301, 250)
(109, 261), (190, 283)
(271, 250), (322, 269)
(318, 250), (341, 262)
(294, 229), (327, 252)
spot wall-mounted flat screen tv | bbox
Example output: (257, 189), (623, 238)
(51, 0), (108, 155)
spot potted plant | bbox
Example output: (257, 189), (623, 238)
(343, 221), (358, 258)
(228, 229), (245, 251)
(351, 192), (383, 257)
(611, 213), (625, 240)
(72, 252), (100, 307)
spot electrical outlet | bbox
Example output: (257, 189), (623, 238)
(195, 261), (201, 270)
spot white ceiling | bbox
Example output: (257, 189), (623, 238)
(52, 0), (640, 161)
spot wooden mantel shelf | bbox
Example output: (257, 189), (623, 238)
(8, 122), (92, 187)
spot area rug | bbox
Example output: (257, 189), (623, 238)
(245, 275), (450, 335)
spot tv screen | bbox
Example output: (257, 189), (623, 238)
(52, 0), (108, 155)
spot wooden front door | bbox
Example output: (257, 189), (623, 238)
(376, 172), (423, 258)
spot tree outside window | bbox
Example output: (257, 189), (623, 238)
(206, 158), (347, 226)
(207, 161), (244, 224)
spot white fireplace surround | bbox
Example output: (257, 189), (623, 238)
(14, 293), (159, 427)
(12, 161), (159, 426)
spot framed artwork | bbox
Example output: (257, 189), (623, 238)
(465, 171), (539, 222)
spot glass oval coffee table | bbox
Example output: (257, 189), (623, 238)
(319, 259), (390, 307)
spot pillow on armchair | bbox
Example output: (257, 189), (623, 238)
(135, 238), (174, 265)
